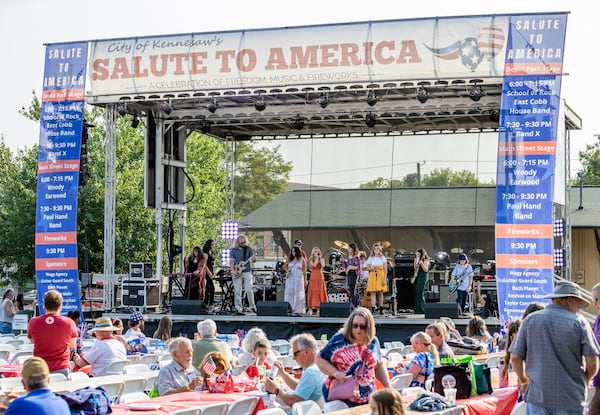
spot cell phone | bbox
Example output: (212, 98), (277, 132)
(270, 365), (279, 378)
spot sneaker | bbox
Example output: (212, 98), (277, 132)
(251, 307), (257, 314)
(235, 310), (245, 316)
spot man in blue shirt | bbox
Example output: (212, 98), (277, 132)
(5, 357), (70, 415)
(265, 333), (326, 413)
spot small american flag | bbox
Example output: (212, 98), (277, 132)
(203, 356), (216, 376)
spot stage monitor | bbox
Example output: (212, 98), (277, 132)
(257, 301), (290, 316)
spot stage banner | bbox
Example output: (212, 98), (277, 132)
(35, 42), (88, 315)
(495, 14), (567, 326)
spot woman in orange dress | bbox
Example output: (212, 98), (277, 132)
(307, 247), (328, 315)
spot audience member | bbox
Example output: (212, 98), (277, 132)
(198, 351), (229, 379)
(153, 315), (173, 342)
(124, 311), (146, 340)
(590, 282), (600, 415)
(28, 290), (77, 376)
(192, 319), (234, 368)
(14, 293), (24, 311)
(237, 327), (276, 369)
(72, 317), (126, 377)
(245, 339), (272, 379)
(436, 317), (462, 340)
(499, 319), (521, 388)
(401, 331), (439, 388)
(510, 281), (600, 414)
(0, 289), (17, 334)
(4, 357), (70, 415)
(425, 323), (454, 359)
(111, 318), (128, 349)
(369, 388), (406, 415)
(316, 307), (390, 407)
(521, 301), (546, 319)
(157, 337), (204, 396)
(67, 310), (83, 354)
(465, 315), (492, 343)
(265, 333), (326, 411)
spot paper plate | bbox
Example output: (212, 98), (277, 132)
(127, 403), (162, 411)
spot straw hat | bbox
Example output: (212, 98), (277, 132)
(544, 281), (590, 308)
(90, 316), (118, 332)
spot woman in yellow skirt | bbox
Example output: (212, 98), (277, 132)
(362, 243), (388, 314)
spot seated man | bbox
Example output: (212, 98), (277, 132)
(72, 317), (127, 377)
(265, 333), (325, 412)
(158, 337), (204, 396)
(426, 322), (455, 359)
(191, 319), (234, 368)
(5, 357), (70, 415)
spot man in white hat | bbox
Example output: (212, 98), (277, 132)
(509, 281), (600, 414)
(72, 317), (126, 377)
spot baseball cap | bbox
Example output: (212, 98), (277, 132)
(129, 311), (146, 322)
(294, 239), (302, 245)
(458, 253), (467, 261)
(22, 357), (49, 383)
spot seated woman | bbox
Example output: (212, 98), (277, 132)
(400, 332), (439, 388)
(466, 315), (492, 344)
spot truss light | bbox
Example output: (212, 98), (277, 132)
(291, 116), (304, 130)
(489, 109), (500, 123)
(130, 115), (140, 129)
(366, 90), (378, 106)
(116, 102), (127, 116)
(317, 93), (329, 109)
(365, 113), (377, 128)
(416, 87), (429, 104)
(160, 101), (172, 115)
(207, 97), (218, 113)
(254, 97), (266, 112)
(468, 84), (483, 102)
(220, 220), (239, 240)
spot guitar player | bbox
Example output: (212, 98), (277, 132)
(450, 253), (474, 316)
(229, 234), (257, 316)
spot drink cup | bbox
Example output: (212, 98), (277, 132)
(444, 387), (457, 403)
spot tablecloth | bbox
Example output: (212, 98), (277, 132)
(110, 390), (266, 415)
(0, 364), (22, 378)
(458, 387), (519, 415)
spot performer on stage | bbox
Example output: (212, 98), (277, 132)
(450, 253), (474, 315)
(184, 246), (206, 300)
(342, 243), (361, 307)
(307, 247), (328, 315)
(363, 243), (388, 314)
(229, 234), (256, 316)
(202, 239), (216, 309)
(285, 246), (307, 316)
(288, 239), (308, 261)
(413, 248), (430, 314)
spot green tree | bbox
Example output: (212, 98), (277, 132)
(578, 135), (600, 185)
(233, 142), (292, 218)
(421, 168), (480, 186)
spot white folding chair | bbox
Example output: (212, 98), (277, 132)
(391, 373), (413, 391)
(0, 349), (10, 361)
(68, 371), (90, 381)
(104, 359), (128, 375)
(122, 377), (147, 395)
(400, 345), (414, 357)
(172, 407), (205, 415)
(139, 353), (159, 366)
(322, 400), (349, 413)
(201, 403), (229, 415)
(18, 343), (34, 352)
(0, 377), (24, 392)
(4, 339), (23, 350)
(0, 344), (16, 360)
(291, 400), (322, 415)
(257, 408), (287, 415)
(485, 355), (501, 368)
(101, 381), (124, 404)
(227, 396), (259, 415)
(11, 351), (33, 365)
(124, 363), (152, 374)
(509, 401), (527, 415)
(126, 355), (140, 365)
(386, 352), (404, 366)
(118, 391), (150, 404)
(48, 373), (68, 382)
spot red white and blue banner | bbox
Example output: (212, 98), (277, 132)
(35, 43), (87, 314)
(495, 14), (567, 325)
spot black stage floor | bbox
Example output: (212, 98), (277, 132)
(104, 309), (501, 345)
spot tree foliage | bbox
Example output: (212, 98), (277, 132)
(578, 135), (600, 185)
(360, 168), (494, 188)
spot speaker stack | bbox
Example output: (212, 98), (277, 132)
(394, 252), (416, 311)
(256, 301), (291, 316)
(319, 302), (352, 318)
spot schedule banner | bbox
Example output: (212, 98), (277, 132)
(495, 14), (567, 325)
(35, 42), (88, 314)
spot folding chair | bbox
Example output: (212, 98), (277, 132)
(227, 396), (259, 415)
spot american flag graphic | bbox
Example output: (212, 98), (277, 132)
(203, 356), (216, 376)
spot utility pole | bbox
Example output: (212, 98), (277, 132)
(417, 161), (426, 187)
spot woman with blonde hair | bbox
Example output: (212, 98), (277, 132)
(402, 331), (439, 388)
(369, 388), (406, 415)
(362, 243), (388, 314)
(307, 247), (328, 315)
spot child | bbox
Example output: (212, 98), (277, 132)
(369, 388), (406, 415)
(245, 339), (272, 380)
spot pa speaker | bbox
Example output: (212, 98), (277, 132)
(172, 299), (206, 315)
(257, 301), (290, 316)
(320, 302), (351, 318)
(424, 302), (459, 319)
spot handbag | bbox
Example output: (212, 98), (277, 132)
(433, 363), (472, 399)
(473, 363), (493, 394)
(328, 376), (358, 401)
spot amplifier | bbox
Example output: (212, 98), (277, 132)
(129, 262), (153, 279)
(122, 280), (160, 309)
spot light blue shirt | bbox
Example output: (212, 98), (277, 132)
(289, 363), (325, 414)
(451, 263), (473, 291)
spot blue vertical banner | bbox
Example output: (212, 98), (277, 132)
(495, 15), (567, 326)
(35, 43), (88, 314)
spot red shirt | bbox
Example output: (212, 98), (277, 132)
(28, 313), (77, 372)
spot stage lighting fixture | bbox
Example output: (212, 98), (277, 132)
(468, 84), (483, 102)
(130, 115), (140, 128)
(207, 97), (218, 113)
(366, 90), (378, 106)
(291, 116), (304, 130)
(220, 220), (239, 240)
(317, 93), (329, 109)
(416, 87), (429, 104)
(116, 102), (127, 116)
(365, 113), (377, 127)
(200, 121), (211, 134)
(489, 109), (500, 123)
(160, 101), (172, 115)
(254, 97), (266, 112)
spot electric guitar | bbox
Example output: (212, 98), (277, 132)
(449, 267), (474, 293)
(231, 258), (252, 278)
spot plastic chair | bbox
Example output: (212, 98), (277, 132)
(400, 345), (414, 357)
(48, 373), (68, 382)
(291, 400), (322, 415)
(509, 401), (527, 415)
(68, 371), (90, 381)
(391, 373), (413, 391)
(322, 400), (349, 413)
(257, 408), (287, 415)
(118, 391), (150, 404)
(139, 353), (160, 366)
(122, 377), (147, 395)
(172, 408), (205, 415)
(10, 351), (33, 365)
(401, 386), (425, 397)
(227, 396), (259, 415)
(124, 363), (152, 374)
(485, 355), (501, 368)
(0, 349), (10, 361)
(201, 403), (229, 415)
(102, 381), (124, 404)
(386, 352), (404, 366)
(0, 377), (24, 392)
(104, 359), (128, 376)
(126, 355), (140, 364)
(18, 343), (34, 352)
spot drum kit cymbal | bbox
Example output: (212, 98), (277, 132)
(334, 240), (350, 250)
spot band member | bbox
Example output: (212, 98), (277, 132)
(287, 239), (308, 261)
(184, 246), (206, 300)
(451, 253), (474, 314)
(285, 246), (307, 316)
(229, 234), (256, 316)
(363, 243), (388, 314)
(342, 243), (361, 307)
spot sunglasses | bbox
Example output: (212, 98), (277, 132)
(293, 349), (305, 357)
(352, 323), (368, 331)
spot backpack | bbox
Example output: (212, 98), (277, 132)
(58, 386), (112, 415)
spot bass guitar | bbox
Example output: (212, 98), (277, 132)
(231, 258), (252, 278)
(449, 267), (473, 293)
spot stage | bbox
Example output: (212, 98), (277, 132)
(104, 308), (501, 344)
